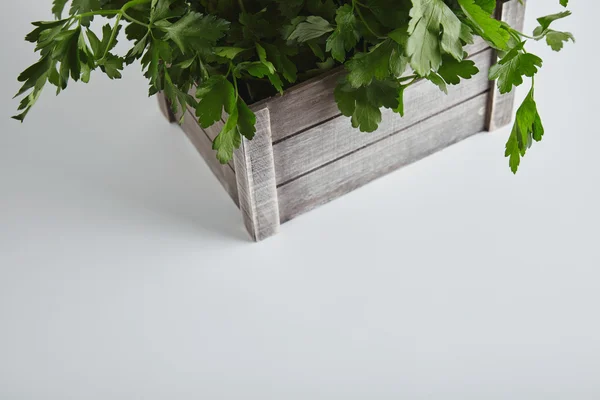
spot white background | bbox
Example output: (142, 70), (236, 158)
(1, 1), (599, 399)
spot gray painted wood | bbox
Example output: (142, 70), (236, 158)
(277, 93), (489, 223)
(177, 108), (239, 207)
(486, 0), (526, 131)
(273, 49), (494, 185)
(233, 107), (280, 241)
(259, 37), (490, 143)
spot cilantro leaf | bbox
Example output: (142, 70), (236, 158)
(488, 45), (543, 94)
(407, 0), (464, 76)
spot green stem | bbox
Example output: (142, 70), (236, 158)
(75, 0), (152, 27)
(122, 11), (150, 28)
(514, 30), (538, 40)
(237, 0), (247, 13)
(102, 12), (122, 60)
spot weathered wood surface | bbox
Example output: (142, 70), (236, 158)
(277, 93), (489, 223)
(486, 0), (526, 131)
(273, 49), (494, 185)
(254, 37), (490, 143)
(233, 108), (280, 241)
(176, 104), (239, 207)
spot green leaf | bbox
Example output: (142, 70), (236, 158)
(534, 11), (572, 34)
(473, 0), (496, 15)
(505, 88), (544, 173)
(545, 30), (575, 51)
(457, 0), (510, 51)
(26, 20), (66, 43)
(326, 4), (360, 63)
(98, 54), (124, 79)
(262, 43), (298, 83)
(52, 0), (69, 19)
(14, 54), (51, 98)
(407, 0), (464, 76)
(334, 79), (400, 133)
(437, 56), (479, 85)
(426, 72), (448, 94)
(213, 47), (247, 60)
(213, 107), (242, 164)
(560, 0), (568, 7)
(286, 16), (334, 42)
(195, 75), (235, 128)
(236, 98), (257, 140)
(162, 68), (197, 119)
(345, 39), (406, 87)
(69, 0), (101, 25)
(488, 45), (543, 94)
(162, 12), (229, 54)
(236, 61), (284, 93)
(394, 85), (406, 116)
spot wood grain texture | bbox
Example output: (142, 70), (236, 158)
(273, 49), (494, 185)
(259, 37), (490, 143)
(233, 107), (280, 241)
(277, 93), (489, 223)
(486, 0), (526, 131)
(178, 108), (239, 207)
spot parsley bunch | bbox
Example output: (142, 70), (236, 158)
(14, 0), (573, 172)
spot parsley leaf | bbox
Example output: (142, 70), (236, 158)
(326, 4), (360, 63)
(162, 12), (229, 54)
(286, 16), (334, 42)
(488, 44), (543, 94)
(195, 76), (235, 129)
(345, 39), (406, 87)
(407, 0), (464, 76)
(457, 0), (511, 50)
(505, 89), (544, 173)
(437, 56), (479, 85)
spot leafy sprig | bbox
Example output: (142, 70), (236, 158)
(14, 0), (574, 173)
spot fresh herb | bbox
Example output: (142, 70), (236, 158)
(13, 0), (573, 173)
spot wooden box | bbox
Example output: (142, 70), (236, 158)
(157, 0), (525, 241)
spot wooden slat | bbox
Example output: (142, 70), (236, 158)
(178, 108), (239, 207)
(259, 37), (490, 143)
(277, 93), (489, 223)
(233, 108), (280, 241)
(273, 49), (494, 185)
(486, 0), (526, 131)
